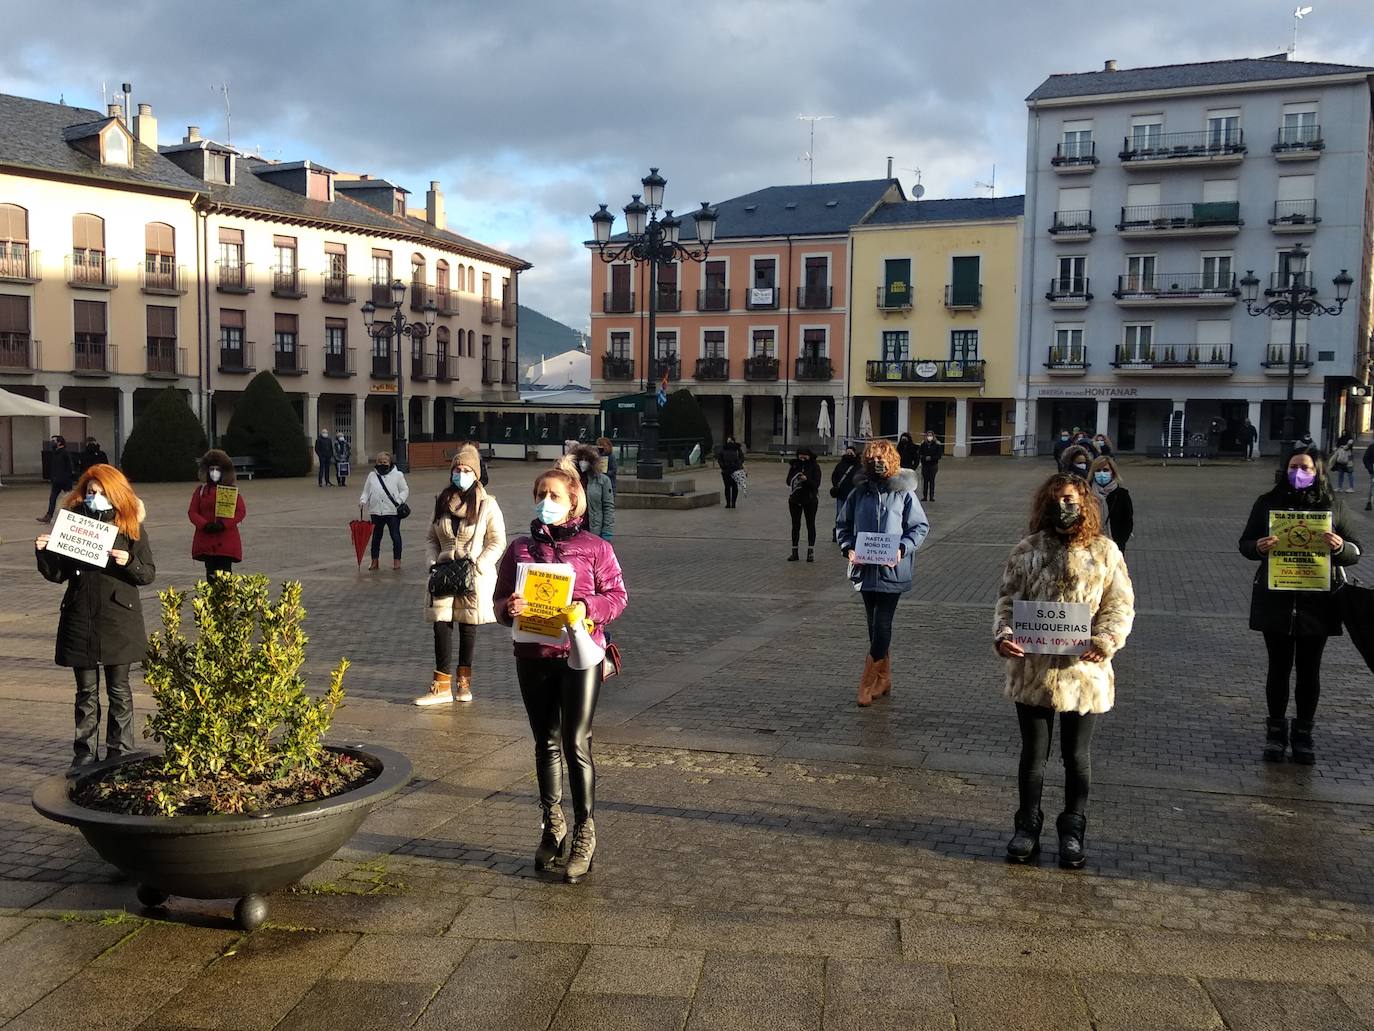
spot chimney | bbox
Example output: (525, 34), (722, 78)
(107, 102), (123, 120)
(886, 156), (893, 178)
(133, 103), (157, 150)
(426, 180), (445, 227)
(184, 126), (201, 144)
(1104, 59), (1118, 71)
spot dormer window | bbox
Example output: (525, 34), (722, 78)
(103, 126), (130, 167)
(208, 152), (232, 185)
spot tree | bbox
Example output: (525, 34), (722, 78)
(221, 372), (311, 477)
(120, 387), (206, 482)
(659, 388), (713, 460)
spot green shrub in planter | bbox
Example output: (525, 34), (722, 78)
(221, 372), (311, 477)
(120, 387), (206, 482)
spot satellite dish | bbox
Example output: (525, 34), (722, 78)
(913, 184), (926, 199)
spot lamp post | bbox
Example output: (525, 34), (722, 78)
(361, 278), (437, 472)
(1239, 243), (1352, 456)
(590, 168), (718, 479)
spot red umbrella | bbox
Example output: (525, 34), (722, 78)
(349, 520), (373, 568)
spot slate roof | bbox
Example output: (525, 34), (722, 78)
(861, 195), (1025, 226)
(0, 93), (205, 194)
(607, 179), (900, 243)
(1027, 56), (1374, 102)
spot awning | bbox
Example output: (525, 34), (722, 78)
(0, 389), (89, 419)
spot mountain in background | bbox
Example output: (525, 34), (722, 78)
(518, 305), (586, 365)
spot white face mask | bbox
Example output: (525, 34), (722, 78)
(85, 492), (112, 513)
(578, 459), (590, 473)
(208, 468), (222, 483)
(534, 497), (570, 525)
(455, 470), (476, 491)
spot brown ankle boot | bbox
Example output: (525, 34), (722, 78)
(368, 559), (380, 571)
(857, 655), (877, 707)
(454, 666), (473, 703)
(414, 671), (454, 707)
(873, 656), (892, 699)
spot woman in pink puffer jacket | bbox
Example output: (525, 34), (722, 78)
(493, 460), (627, 884)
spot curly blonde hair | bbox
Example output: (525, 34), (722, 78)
(1028, 473), (1102, 544)
(862, 438), (901, 473)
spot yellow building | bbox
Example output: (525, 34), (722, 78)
(847, 196), (1023, 456)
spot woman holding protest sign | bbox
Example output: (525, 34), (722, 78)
(493, 464), (628, 883)
(188, 449), (246, 579)
(836, 438), (930, 707)
(993, 473), (1134, 868)
(34, 464), (156, 770)
(1239, 447), (1360, 765)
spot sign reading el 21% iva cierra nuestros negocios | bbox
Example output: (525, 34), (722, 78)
(1011, 600), (1092, 656)
(45, 509), (119, 567)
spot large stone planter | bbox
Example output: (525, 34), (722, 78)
(32, 744), (411, 929)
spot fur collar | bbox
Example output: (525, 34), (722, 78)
(854, 468), (918, 493)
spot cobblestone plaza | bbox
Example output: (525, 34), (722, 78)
(2, 457), (1374, 1029)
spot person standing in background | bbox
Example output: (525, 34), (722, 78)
(896, 432), (918, 472)
(315, 430), (335, 487)
(829, 443), (861, 538)
(1244, 419), (1259, 461)
(1089, 456), (1133, 552)
(718, 435), (745, 510)
(80, 438), (108, 474)
(785, 447), (822, 562)
(569, 445), (616, 541)
(1364, 439), (1374, 512)
(188, 449), (246, 579)
(37, 436), (77, 523)
(359, 451), (410, 571)
(1053, 430), (1072, 467)
(596, 436), (617, 490)
(917, 429), (943, 503)
(1330, 434), (1356, 494)
(333, 432), (352, 488)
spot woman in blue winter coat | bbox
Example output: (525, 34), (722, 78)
(836, 438), (930, 706)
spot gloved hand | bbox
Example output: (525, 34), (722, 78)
(204, 520), (224, 533)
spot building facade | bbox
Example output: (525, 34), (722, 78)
(0, 93), (527, 477)
(1019, 56), (1374, 455)
(589, 179), (902, 451)
(848, 196), (1024, 455)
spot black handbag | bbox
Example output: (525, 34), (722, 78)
(1335, 570), (1374, 674)
(428, 557), (476, 599)
(374, 471), (411, 520)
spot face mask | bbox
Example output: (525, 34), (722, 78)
(209, 468), (222, 483)
(1095, 439), (1105, 447)
(578, 459), (590, 473)
(869, 459), (888, 477)
(1093, 471), (1112, 486)
(453, 471), (475, 490)
(85, 492), (112, 513)
(1060, 435), (1069, 442)
(375, 463), (390, 475)
(1056, 499), (1082, 529)
(534, 497), (570, 525)
(1288, 468), (1316, 489)
(1072, 464), (1088, 475)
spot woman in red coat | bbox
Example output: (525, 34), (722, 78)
(188, 449), (246, 578)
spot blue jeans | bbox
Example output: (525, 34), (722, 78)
(1336, 468), (1355, 491)
(370, 514), (402, 560)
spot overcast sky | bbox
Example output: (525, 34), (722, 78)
(2, 0), (1370, 330)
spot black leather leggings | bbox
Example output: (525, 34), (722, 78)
(789, 496), (818, 547)
(516, 657), (603, 824)
(73, 664), (134, 763)
(1015, 703), (1098, 817)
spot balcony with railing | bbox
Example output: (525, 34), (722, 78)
(1273, 123), (1324, 159)
(746, 286), (779, 310)
(1051, 140), (1098, 171)
(323, 347), (356, 378)
(1266, 271), (1318, 296)
(435, 352), (458, 383)
(67, 254), (117, 289)
(408, 352), (431, 381)
(218, 340), (255, 374)
(435, 286), (457, 315)
(0, 245), (39, 283)
(1116, 202), (1242, 236)
(694, 356), (730, 381)
(866, 359), (985, 385)
(876, 285), (912, 311)
(502, 359), (518, 385)
(410, 283), (435, 311)
(795, 356), (834, 381)
(371, 348), (396, 379)
(0, 333), (38, 372)
(483, 296), (502, 321)
(1119, 128), (1245, 165)
(369, 278), (396, 306)
(602, 354), (635, 381)
(273, 346), (307, 376)
(649, 355), (681, 382)
(502, 302), (517, 327)
(1113, 272), (1238, 306)
(696, 287), (729, 312)
(1262, 344), (1313, 376)
(271, 266), (306, 299)
(1048, 210), (1095, 239)
(144, 344), (185, 379)
(218, 262), (254, 294)
(140, 261), (186, 295)
(481, 358), (499, 385)
(322, 274), (355, 304)
(744, 355), (779, 381)
(1045, 345), (1089, 375)
(796, 285), (833, 309)
(1269, 199), (1320, 233)
(1112, 343), (1235, 374)
(1046, 276), (1092, 308)
(652, 288), (681, 313)
(944, 284), (982, 310)
(72, 341), (115, 376)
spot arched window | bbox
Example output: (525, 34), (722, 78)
(0, 203), (30, 279)
(71, 214), (106, 285)
(435, 259), (450, 312)
(411, 253), (427, 309)
(436, 325), (451, 379)
(467, 328), (475, 358)
(144, 222), (176, 291)
(456, 263), (466, 292)
(468, 266), (476, 293)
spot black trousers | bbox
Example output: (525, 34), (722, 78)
(434, 621), (477, 671)
(516, 657), (602, 824)
(203, 556), (235, 579)
(1015, 703), (1098, 817)
(318, 460), (333, 485)
(789, 495), (818, 547)
(43, 481), (68, 519)
(921, 465), (937, 499)
(73, 664), (134, 764)
(861, 591), (901, 661)
(721, 470), (739, 507)
(370, 514), (402, 560)
(1263, 632), (1326, 722)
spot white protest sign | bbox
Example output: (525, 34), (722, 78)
(854, 531), (900, 565)
(1011, 600), (1092, 656)
(46, 509), (118, 567)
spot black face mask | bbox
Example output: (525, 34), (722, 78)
(375, 463), (390, 475)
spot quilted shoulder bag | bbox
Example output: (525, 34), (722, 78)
(374, 472), (411, 520)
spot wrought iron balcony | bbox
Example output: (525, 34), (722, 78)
(0, 333), (38, 371)
(1046, 277), (1092, 305)
(410, 283), (435, 311)
(877, 285), (912, 311)
(68, 253), (117, 289)
(218, 340), (255, 373)
(743, 355), (779, 381)
(0, 245), (39, 283)
(369, 278), (396, 306)
(696, 287), (729, 312)
(1049, 210), (1095, 236)
(502, 303), (517, 327)
(273, 346), (306, 375)
(649, 356), (681, 382)
(144, 344), (185, 379)
(1262, 345), (1313, 374)
(501, 359), (518, 385)
(72, 340), (115, 376)
(140, 261), (186, 295)
(694, 356), (729, 381)
(1266, 270), (1319, 295)
(602, 354), (635, 381)
(1051, 140), (1098, 169)
(481, 358), (498, 385)
(1116, 203), (1242, 234)
(435, 286), (457, 315)
(371, 349), (396, 379)
(746, 287), (779, 310)
(483, 297), (501, 322)
(219, 262), (254, 294)
(1119, 128), (1245, 163)
(1269, 199), (1320, 231)
(1273, 124), (1323, 155)
(411, 351), (433, 381)
(944, 284), (982, 309)
(653, 288), (681, 313)
(1112, 343), (1235, 372)
(435, 352), (458, 383)
(1113, 272), (1238, 304)
(271, 266), (306, 298)
(323, 347), (356, 378)
(322, 274), (355, 304)
(795, 356), (833, 381)
(796, 285), (832, 309)
(866, 359), (985, 384)
(1045, 345), (1089, 373)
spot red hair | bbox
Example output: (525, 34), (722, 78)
(65, 464), (143, 540)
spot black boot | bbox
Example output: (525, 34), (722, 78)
(1056, 812), (1087, 869)
(1006, 809), (1043, 863)
(1262, 718), (1288, 763)
(1290, 719), (1315, 765)
(564, 819), (596, 884)
(787, 548), (799, 562)
(805, 548), (814, 563)
(534, 805), (568, 871)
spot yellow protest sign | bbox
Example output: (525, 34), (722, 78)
(214, 486), (239, 519)
(514, 563), (575, 641)
(1267, 510), (1332, 592)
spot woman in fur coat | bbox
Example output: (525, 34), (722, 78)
(993, 473), (1135, 868)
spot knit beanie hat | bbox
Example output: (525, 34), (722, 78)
(453, 443), (482, 474)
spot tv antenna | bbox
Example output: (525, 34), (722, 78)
(900, 166), (924, 199)
(797, 114), (833, 184)
(975, 165), (997, 198)
(1290, 5), (1313, 57)
(213, 81), (232, 146)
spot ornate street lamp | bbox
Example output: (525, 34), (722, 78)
(590, 168), (718, 479)
(361, 279), (436, 471)
(1240, 243), (1351, 456)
